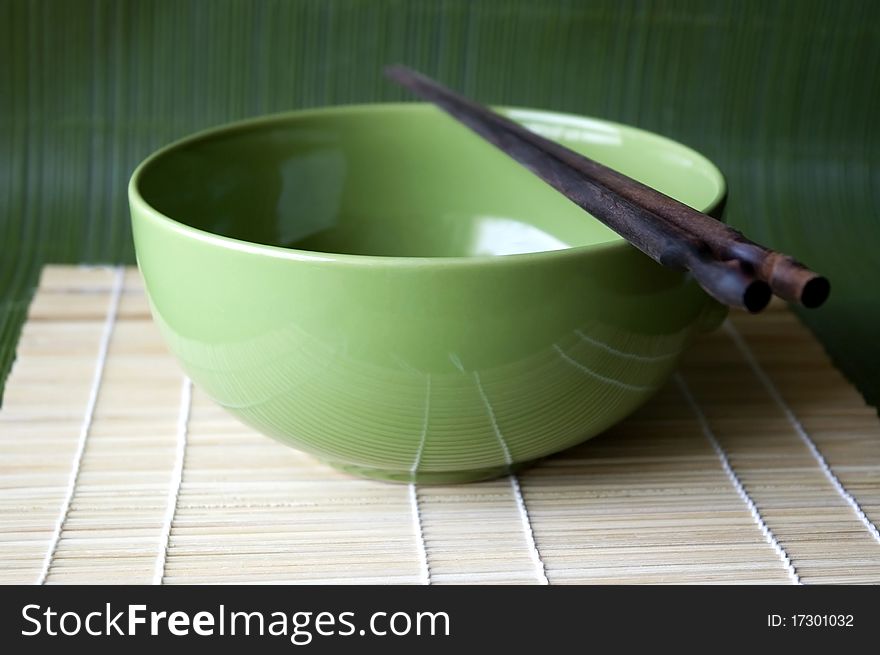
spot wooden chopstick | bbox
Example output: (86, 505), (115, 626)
(385, 65), (829, 312)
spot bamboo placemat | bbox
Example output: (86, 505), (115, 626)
(1, 265), (879, 585)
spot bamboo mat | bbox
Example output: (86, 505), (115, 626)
(1, 266), (879, 585)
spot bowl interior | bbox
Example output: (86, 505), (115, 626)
(135, 105), (724, 258)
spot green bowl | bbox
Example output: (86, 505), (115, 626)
(129, 103), (727, 484)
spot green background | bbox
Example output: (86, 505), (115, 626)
(1, 0), (878, 407)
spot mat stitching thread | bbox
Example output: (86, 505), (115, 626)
(153, 377), (192, 585)
(474, 372), (549, 585)
(409, 484), (431, 585)
(675, 373), (801, 584)
(36, 265), (124, 585)
(725, 321), (880, 545)
(509, 475), (550, 585)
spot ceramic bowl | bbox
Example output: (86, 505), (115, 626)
(129, 104), (727, 483)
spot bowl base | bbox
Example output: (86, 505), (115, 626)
(324, 460), (538, 485)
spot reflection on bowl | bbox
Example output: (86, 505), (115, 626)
(129, 104), (727, 483)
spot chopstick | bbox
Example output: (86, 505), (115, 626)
(385, 65), (829, 313)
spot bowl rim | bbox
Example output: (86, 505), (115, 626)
(129, 102), (727, 269)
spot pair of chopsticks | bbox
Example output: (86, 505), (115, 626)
(385, 65), (829, 313)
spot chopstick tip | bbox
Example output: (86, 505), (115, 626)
(800, 276), (831, 309)
(743, 280), (772, 314)
(384, 64), (417, 84)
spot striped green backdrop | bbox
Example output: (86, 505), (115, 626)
(1, 0), (879, 406)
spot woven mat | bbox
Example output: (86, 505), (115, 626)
(2, 266), (879, 585)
